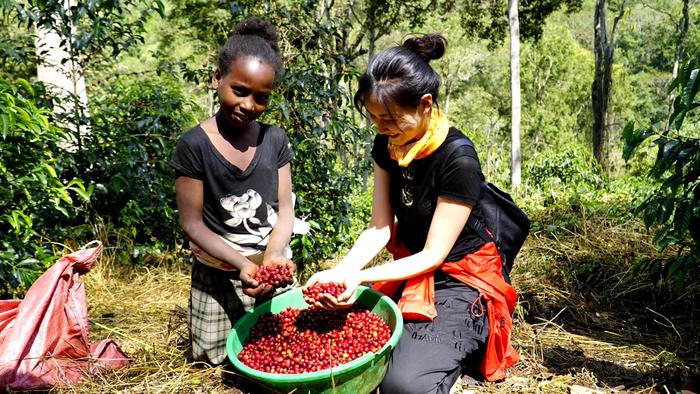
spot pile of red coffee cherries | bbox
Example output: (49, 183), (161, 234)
(254, 265), (293, 289)
(237, 306), (392, 374)
(302, 281), (346, 304)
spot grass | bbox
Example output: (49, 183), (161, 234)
(33, 208), (699, 393)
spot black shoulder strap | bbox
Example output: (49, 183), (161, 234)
(444, 137), (496, 246)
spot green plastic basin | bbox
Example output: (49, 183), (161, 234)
(227, 285), (403, 394)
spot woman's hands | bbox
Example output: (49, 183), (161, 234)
(305, 267), (347, 287)
(304, 268), (362, 309)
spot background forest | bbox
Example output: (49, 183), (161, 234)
(1, 0), (699, 392)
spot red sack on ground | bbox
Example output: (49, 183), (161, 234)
(0, 241), (129, 391)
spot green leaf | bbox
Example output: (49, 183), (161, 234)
(653, 227), (677, 251)
(67, 179), (92, 202)
(37, 173), (47, 187)
(682, 68), (699, 108)
(14, 78), (33, 97)
(42, 162), (57, 178)
(54, 205), (69, 217)
(673, 200), (691, 235)
(662, 139), (680, 160)
(9, 210), (32, 231)
(657, 198), (675, 225)
(621, 121), (638, 161)
(0, 113), (9, 138)
(302, 235), (312, 248)
(659, 173), (682, 194)
(672, 60), (692, 94)
(643, 210), (655, 228)
(51, 187), (73, 205)
(673, 109), (688, 131)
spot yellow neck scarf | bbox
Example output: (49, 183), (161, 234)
(388, 108), (449, 167)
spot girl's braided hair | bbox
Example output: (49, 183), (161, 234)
(218, 17), (283, 85)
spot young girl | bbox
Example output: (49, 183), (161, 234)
(172, 17), (296, 366)
(307, 34), (519, 392)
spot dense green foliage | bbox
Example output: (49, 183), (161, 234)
(0, 19), (36, 80)
(84, 77), (199, 250)
(520, 24), (594, 150)
(525, 143), (603, 191)
(11, 0), (164, 66)
(455, 0), (583, 47)
(623, 57), (700, 289)
(9, 0), (165, 150)
(0, 77), (90, 297)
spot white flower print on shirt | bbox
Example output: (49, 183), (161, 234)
(221, 189), (262, 228)
(221, 189), (275, 246)
(220, 189), (310, 248)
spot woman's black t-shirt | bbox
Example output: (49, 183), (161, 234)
(371, 127), (486, 261)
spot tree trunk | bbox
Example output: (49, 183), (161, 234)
(592, 0), (626, 170)
(36, 25), (90, 151)
(487, 121), (494, 180)
(668, 0), (690, 123)
(592, 0), (609, 167)
(508, 0), (522, 189)
(35, 0), (90, 152)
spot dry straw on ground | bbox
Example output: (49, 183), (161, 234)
(47, 216), (698, 393)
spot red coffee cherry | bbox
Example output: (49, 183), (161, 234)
(255, 265), (293, 289)
(302, 282), (346, 304)
(238, 305), (392, 374)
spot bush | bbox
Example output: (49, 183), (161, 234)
(623, 57), (700, 290)
(79, 76), (199, 255)
(524, 143), (604, 192)
(0, 77), (91, 297)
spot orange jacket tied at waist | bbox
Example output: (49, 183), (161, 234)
(372, 235), (519, 381)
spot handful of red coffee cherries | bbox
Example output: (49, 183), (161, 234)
(302, 281), (346, 304)
(254, 265), (294, 289)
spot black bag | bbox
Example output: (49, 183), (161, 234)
(449, 138), (531, 282)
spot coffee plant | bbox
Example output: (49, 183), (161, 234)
(0, 77), (91, 297)
(623, 56), (700, 290)
(83, 77), (199, 253)
(524, 143), (604, 192)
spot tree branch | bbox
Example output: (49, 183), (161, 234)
(609, 0), (627, 48)
(639, 0), (676, 22)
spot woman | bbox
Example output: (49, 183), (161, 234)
(306, 34), (518, 393)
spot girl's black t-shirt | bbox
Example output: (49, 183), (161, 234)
(171, 122), (293, 250)
(371, 127), (486, 261)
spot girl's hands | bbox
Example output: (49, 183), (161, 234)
(262, 253), (296, 286)
(240, 262), (273, 298)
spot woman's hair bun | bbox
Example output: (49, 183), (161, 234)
(232, 17), (280, 54)
(403, 34), (447, 62)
